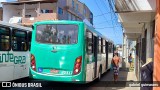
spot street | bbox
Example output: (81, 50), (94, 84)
(3, 63), (140, 90)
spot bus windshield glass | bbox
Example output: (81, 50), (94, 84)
(36, 24), (78, 44)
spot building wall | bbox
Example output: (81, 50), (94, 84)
(0, 8), (3, 20)
(77, 1), (84, 16)
(40, 3), (57, 13)
(85, 5), (90, 22)
(20, 4), (37, 17)
(57, 0), (67, 20)
(123, 34), (127, 62)
(66, 0), (92, 23)
(3, 0), (93, 25)
(3, 3), (57, 22)
(3, 5), (20, 22)
(145, 22), (154, 60)
(135, 35), (142, 80)
(66, 0), (83, 20)
(138, 22), (154, 65)
(153, 0), (160, 90)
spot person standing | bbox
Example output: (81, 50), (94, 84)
(128, 53), (132, 68)
(112, 53), (120, 82)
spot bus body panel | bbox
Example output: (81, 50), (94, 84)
(85, 54), (95, 81)
(30, 21), (86, 82)
(0, 45), (30, 82)
(0, 65), (14, 81)
(108, 53), (113, 69)
(30, 20), (114, 83)
(32, 44), (82, 74)
(10, 51), (30, 80)
(101, 53), (106, 74)
(0, 22), (31, 81)
(84, 24), (114, 82)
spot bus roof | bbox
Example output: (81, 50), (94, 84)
(0, 21), (32, 31)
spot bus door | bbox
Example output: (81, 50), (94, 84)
(105, 41), (108, 70)
(93, 35), (98, 79)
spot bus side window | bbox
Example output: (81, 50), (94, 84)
(108, 43), (113, 53)
(108, 43), (111, 53)
(86, 30), (93, 54)
(28, 31), (32, 51)
(102, 39), (106, 53)
(0, 26), (11, 51)
(12, 29), (27, 51)
(111, 43), (113, 53)
(98, 37), (101, 54)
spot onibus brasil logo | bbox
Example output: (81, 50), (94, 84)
(0, 52), (26, 64)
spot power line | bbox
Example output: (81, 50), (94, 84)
(94, 0), (122, 43)
(94, 0), (111, 26)
(108, 0), (123, 29)
(107, 0), (121, 43)
(107, 0), (117, 36)
(111, 2), (122, 44)
(100, 0), (110, 12)
(107, 0), (122, 27)
(94, 18), (117, 25)
(96, 25), (121, 29)
(94, 0), (120, 43)
(94, 12), (111, 17)
(99, 0), (117, 21)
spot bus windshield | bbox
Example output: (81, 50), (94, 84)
(36, 24), (78, 44)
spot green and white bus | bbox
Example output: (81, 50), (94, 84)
(0, 21), (32, 81)
(30, 20), (114, 82)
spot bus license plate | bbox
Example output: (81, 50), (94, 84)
(50, 69), (59, 74)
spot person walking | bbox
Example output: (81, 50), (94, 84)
(112, 53), (120, 83)
(128, 53), (132, 68)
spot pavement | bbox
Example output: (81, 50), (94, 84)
(101, 61), (140, 90)
(4, 61), (140, 90)
(73, 61), (140, 90)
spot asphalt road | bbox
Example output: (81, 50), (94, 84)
(2, 70), (126, 90)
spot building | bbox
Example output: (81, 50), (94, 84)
(1, 0), (93, 26)
(115, 0), (156, 81)
(116, 44), (122, 56)
(154, 1), (160, 90)
(0, 7), (2, 21)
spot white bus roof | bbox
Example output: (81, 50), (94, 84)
(0, 21), (32, 31)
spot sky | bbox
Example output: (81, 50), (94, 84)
(2, 0), (123, 45)
(79, 0), (123, 45)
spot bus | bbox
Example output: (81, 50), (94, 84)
(30, 20), (114, 82)
(0, 21), (32, 81)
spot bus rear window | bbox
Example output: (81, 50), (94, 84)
(36, 24), (78, 44)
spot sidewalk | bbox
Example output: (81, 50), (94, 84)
(105, 61), (140, 90)
(75, 61), (140, 90)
